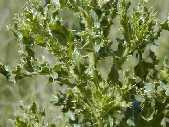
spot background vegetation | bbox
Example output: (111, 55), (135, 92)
(0, 0), (64, 126)
(1, 0), (169, 126)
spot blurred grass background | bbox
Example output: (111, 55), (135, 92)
(0, 0), (169, 126)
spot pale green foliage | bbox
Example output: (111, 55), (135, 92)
(1, 0), (169, 126)
(15, 102), (57, 127)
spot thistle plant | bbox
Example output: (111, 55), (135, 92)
(1, 0), (169, 126)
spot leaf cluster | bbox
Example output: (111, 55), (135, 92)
(1, 0), (169, 126)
